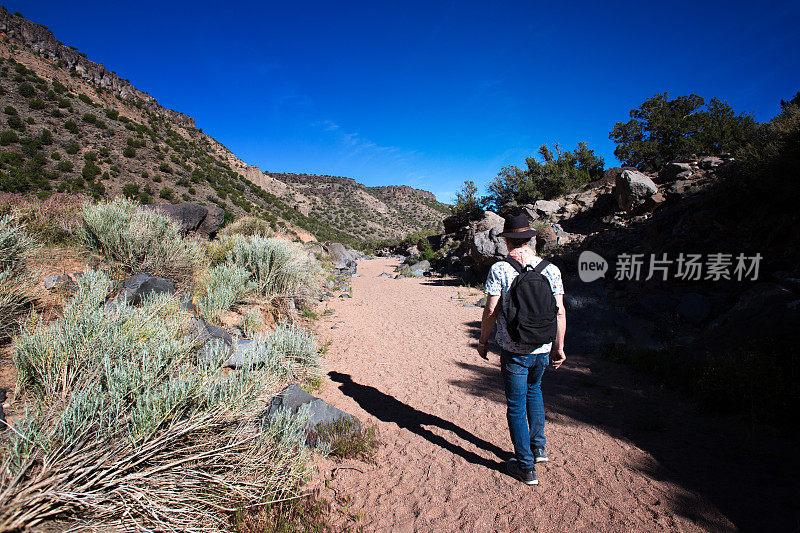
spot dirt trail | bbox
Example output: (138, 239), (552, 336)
(312, 258), (796, 532)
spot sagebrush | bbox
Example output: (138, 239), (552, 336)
(3, 270), (318, 531)
(76, 197), (201, 282)
(0, 215), (35, 340)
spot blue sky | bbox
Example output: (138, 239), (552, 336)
(11, 1), (800, 202)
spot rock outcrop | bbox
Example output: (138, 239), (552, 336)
(140, 203), (224, 238)
(613, 169), (660, 213)
(0, 8), (195, 128)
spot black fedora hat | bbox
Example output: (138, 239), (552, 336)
(498, 213), (538, 239)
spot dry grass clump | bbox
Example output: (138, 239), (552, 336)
(234, 324), (320, 382)
(195, 235), (322, 323)
(243, 307), (266, 336)
(0, 193), (87, 244)
(0, 215), (36, 341)
(219, 216), (274, 239)
(226, 235), (321, 304)
(194, 262), (252, 324)
(310, 417), (379, 463)
(76, 197), (201, 282)
(2, 270), (316, 531)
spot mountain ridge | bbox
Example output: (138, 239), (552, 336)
(0, 7), (448, 246)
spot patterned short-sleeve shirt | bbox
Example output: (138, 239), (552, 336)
(485, 255), (564, 355)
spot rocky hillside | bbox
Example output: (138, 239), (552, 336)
(0, 8), (447, 247)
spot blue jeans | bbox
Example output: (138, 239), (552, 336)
(501, 348), (549, 470)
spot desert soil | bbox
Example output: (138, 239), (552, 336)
(312, 258), (797, 532)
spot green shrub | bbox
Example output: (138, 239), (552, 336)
(82, 161), (101, 180)
(104, 109), (119, 120)
(194, 263), (252, 323)
(121, 183), (139, 199)
(65, 142), (79, 154)
(76, 197), (202, 282)
(64, 120), (79, 134)
(18, 82), (35, 98)
(78, 93), (93, 105)
(486, 142), (605, 207)
(5, 270), (310, 530)
(0, 215), (35, 340)
(52, 80), (67, 94)
(3, 106), (17, 115)
(123, 146), (135, 158)
(57, 97), (70, 109)
(28, 98), (46, 110)
(7, 115), (24, 131)
(610, 93), (757, 171)
(159, 162), (173, 174)
(0, 130), (19, 146)
(51, 151), (61, 160)
(39, 128), (53, 145)
(56, 160), (74, 172)
(159, 187), (174, 200)
(729, 92), (800, 210)
(82, 113), (97, 124)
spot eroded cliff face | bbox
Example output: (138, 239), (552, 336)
(0, 7), (195, 128)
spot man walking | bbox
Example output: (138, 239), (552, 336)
(476, 213), (567, 485)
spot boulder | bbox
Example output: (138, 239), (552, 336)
(324, 242), (357, 274)
(222, 338), (259, 369)
(677, 292), (711, 324)
(520, 204), (539, 221)
(475, 211), (504, 232)
(574, 192), (597, 208)
(699, 156), (724, 169)
(44, 274), (76, 292)
(406, 245), (420, 257)
(410, 260), (431, 273)
(141, 203), (208, 233)
(198, 204), (224, 238)
(658, 162), (694, 183)
(664, 180), (694, 199)
(470, 229), (508, 268)
(119, 274), (175, 306)
(536, 224), (558, 253)
(189, 318), (233, 360)
(266, 384), (359, 431)
(613, 170), (659, 213)
(533, 199), (560, 217)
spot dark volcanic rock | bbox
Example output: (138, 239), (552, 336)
(266, 384), (359, 430)
(140, 203), (208, 233)
(119, 274), (176, 306)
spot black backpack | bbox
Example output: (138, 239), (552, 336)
(502, 257), (558, 345)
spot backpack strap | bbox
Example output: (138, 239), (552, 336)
(503, 257), (523, 273)
(533, 259), (550, 274)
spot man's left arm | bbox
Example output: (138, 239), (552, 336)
(477, 295), (500, 359)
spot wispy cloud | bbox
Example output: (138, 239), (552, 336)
(312, 120), (419, 164)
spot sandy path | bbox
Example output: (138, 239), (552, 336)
(312, 258), (796, 532)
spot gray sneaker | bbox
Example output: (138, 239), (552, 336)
(507, 459), (538, 485)
(533, 447), (549, 463)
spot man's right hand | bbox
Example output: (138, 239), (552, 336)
(550, 348), (566, 369)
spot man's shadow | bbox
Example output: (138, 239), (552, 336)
(329, 371), (510, 471)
